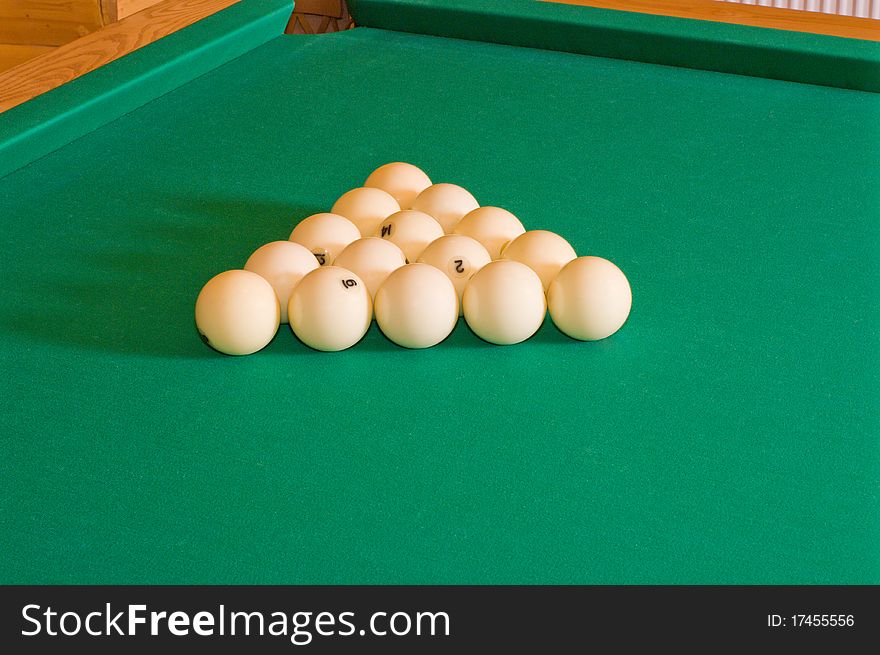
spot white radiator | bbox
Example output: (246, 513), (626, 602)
(718, 0), (880, 20)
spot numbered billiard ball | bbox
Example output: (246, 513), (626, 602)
(417, 234), (491, 314)
(411, 183), (479, 233)
(331, 187), (400, 236)
(364, 162), (432, 210)
(548, 256), (632, 341)
(289, 212), (360, 266)
(454, 206), (526, 259)
(462, 260), (546, 345)
(288, 266), (372, 351)
(195, 270), (280, 355)
(501, 230), (576, 291)
(333, 237), (407, 300)
(375, 263), (458, 349)
(377, 210), (444, 262)
(244, 241), (318, 324)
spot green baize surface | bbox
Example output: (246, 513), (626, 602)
(1, 23), (878, 583)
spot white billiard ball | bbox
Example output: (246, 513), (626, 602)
(244, 241), (319, 323)
(377, 210), (444, 262)
(454, 206), (526, 259)
(462, 260), (546, 345)
(411, 183), (479, 233)
(501, 230), (576, 291)
(374, 263), (458, 349)
(364, 162), (432, 210)
(288, 266), (372, 351)
(417, 234), (491, 314)
(289, 212), (360, 266)
(333, 237), (407, 299)
(331, 187), (400, 236)
(548, 256), (632, 341)
(195, 270), (280, 355)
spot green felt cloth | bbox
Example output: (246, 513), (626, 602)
(0, 0), (293, 180)
(1, 9), (878, 584)
(349, 0), (880, 92)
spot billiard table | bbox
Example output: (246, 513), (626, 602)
(1, 0), (878, 585)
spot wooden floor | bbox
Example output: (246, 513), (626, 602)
(0, 0), (164, 74)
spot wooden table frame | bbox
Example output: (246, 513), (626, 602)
(546, 0), (880, 40)
(1, 0), (878, 114)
